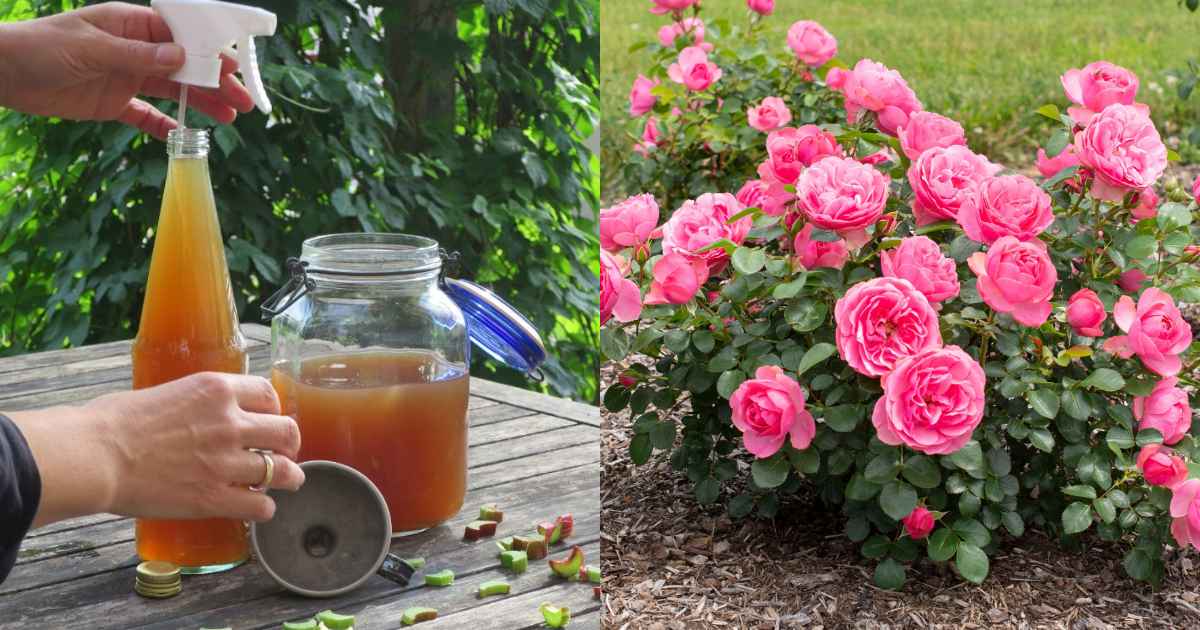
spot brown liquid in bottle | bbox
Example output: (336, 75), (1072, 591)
(131, 136), (249, 571)
(271, 351), (469, 533)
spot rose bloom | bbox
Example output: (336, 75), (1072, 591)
(1061, 61), (1147, 125)
(1036, 144), (1085, 191)
(600, 250), (641, 325)
(747, 96), (792, 132)
(729, 365), (816, 458)
(902, 506), (935, 540)
(600, 193), (659, 253)
(1066, 288), (1106, 337)
(1137, 444), (1188, 487)
(1104, 288), (1193, 376)
(834, 277), (942, 377)
(668, 46), (722, 92)
(872, 345), (986, 456)
(1074, 104), (1167, 202)
(633, 116), (661, 157)
(793, 223), (849, 270)
(657, 17), (711, 51)
(1134, 376), (1193, 445)
(786, 20), (837, 67)
(897, 111), (965, 160)
(1117, 269), (1149, 293)
(1131, 188), (1159, 221)
(746, 0), (774, 15)
(825, 58), (922, 135)
(880, 236), (960, 303)
(958, 174), (1054, 244)
(628, 74), (659, 117)
(1171, 479), (1200, 551)
(644, 252), (709, 305)
(648, 0), (698, 15)
(660, 193), (751, 273)
(796, 156), (889, 235)
(968, 236), (1057, 327)
(1193, 174), (1200, 205)
(757, 125), (841, 185)
(908, 145), (996, 226)
(859, 147), (896, 165)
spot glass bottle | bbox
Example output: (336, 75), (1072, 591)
(131, 127), (249, 573)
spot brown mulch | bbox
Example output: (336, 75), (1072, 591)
(599, 362), (1200, 629)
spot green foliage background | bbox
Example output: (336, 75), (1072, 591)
(0, 0), (600, 401)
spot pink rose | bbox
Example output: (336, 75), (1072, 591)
(600, 193), (659, 253)
(908, 145), (995, 226)
(902, 506), (935, 540)
(957, 174), (1054, 244)
(1137, 444), (1188, 487)
(859, 147), (895, 165)
(1193, 174), (1200, 205)
(834, 277), (942, 377)
(600, 251), (642, 325)
(880, 236), (960, 303)
(629, 75), (659, 117)
(1074, 104), (1167, 202)
(1061, 61), (1147, 125)
(735, 179), (767, 209)
(792, 223), (849, 270)
(897, 111), (966, 160)
(747, 96), (792, 132)
(1131, 188), (1159, 221)
(633, 116), (661, 157)
(757, 125), (842, 185)
(1134, 376), (1193, 445)
(644, 252), (708, 305)
(1036, 144), (1084, 190)
(967, 237), (1056, 327)
(1104, 288), (1193, 376)
(668, 46), (722, 92)
(729, 365), (816, 458)
(660, 193), (751, 274)
(648, 0), (698, 15)
(872, 345), (986, 455)
(657, 17), (711, 51)
(786, 20), (837, 67)
(1117, 269), (1149, 293)
(826, 58), (922, 135)
(746, 0), (774, 15)
(796, 156), (889, 236)
(1066, 288), (1106, 337)
(1171, 479), (1200, 551)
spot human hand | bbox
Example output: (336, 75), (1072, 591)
(10, 372), (305, 527)
(0, 2), (254, 139)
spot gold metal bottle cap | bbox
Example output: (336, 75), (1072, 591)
(135, 561), (182, 597)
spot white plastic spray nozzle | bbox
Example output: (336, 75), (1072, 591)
(151, 0), (277, 114)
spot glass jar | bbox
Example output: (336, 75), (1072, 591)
(267, 234), (470, 535)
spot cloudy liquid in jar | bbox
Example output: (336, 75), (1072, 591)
(131, 146), (250, 572)
(271, 350), (470, 534)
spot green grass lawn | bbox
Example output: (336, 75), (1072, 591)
(601, 0), (1200, 172)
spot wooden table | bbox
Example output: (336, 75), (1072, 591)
(0, 324), (601, 629)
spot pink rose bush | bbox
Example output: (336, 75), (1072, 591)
(612, 8), (1200, 589)
(629, 75), (659, 117)
(658, 18), (710, 51)
(668, 46), (722, 92)
(729, 366), (816, 457)
(747, 96), (791, 132)
(746, 0), (774, 16)
(648, 0), (697, 15)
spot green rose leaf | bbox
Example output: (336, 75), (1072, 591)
(952, 517), (991, 548)
(861, 534), (890, 559)
(1123, 548), (1153, 581)
(955, 542), (989, 584)
(731, 246), (767, 274)
(694, 478), (720, 505)
(927, 528), (959, 562)
(664, 330), (690, 354)
(1062, 502), (1094, 535)
(1136, 428), (1164, 447)
(879, 481), (919, 520)
(1061, 389), (1091, 420)
(1106, 426), (1134, 452)
(1125, 234), (1157, 260)
(902, 454), (942, 489)
(599, 327), (632, 361)
(824, 404), (865, 432)
(789, 448), (821, 475)
(650, 421), (676, 449)
(629, 434), (652, 465)
(1081, 368), (1125, 392)
(716, 369), (746, 399)
(946, 441), (985, 474)
(1029, 429), (1055, 453)
(1001, 511), (1025, 537)
(796, 342), (836, 375)
(751, 455), (791, 489)
(1063, 484), (1098, 499)
(985, 448), (1012, 477)
(865, 452), (900, 484)
(1094, 497), (1117, 524)
(772, 276), (807, 299)
(846, 474), (882, 501)
(1027, 388), (1059, 419)
(727, 493), (754, 518)
(873, 558), (906, 591)
(692, 330), (715, 353)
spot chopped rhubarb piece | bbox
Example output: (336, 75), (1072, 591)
(424, 569), (455, 587)
(558, 514), (574, 539)
(539, 603), (571, 628)
(548, 546), (584, 580)
(537, 520), (563, 545)
(496, 536), (515, 553)
(400, 607), (438, 625)
(403, 557), (426, 570)
(479, 503), (504, 522)
(315, 610), (354, 630)
(500, 549), (528, 573)
(464, 520), (499, 541)
(282, 620), (317, 630)
(513, 535), (548, 559)
(580, 564), (601, 583)
(477, 579), (511, 597)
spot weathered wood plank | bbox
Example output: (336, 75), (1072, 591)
(468, 425), (595, 469)
(2, 435), (597, 595)
(25, 513), (124, 539)
(469, 444), (597, 491)
(469, 414), (574, 446)
(3, 487), (598, 627)
(410, 572), (602, 630)
(468, 403), (538, 426)
(471, 377), (600, 427)
(0, 339), (133, 376)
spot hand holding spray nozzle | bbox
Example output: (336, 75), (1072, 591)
(151, 0), (277, 121)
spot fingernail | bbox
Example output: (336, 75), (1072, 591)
(156, 44), (185, 67)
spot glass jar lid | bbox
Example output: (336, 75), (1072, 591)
(444, 278), (547, 376)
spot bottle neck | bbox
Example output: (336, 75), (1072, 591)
(166, 128), (210, 159)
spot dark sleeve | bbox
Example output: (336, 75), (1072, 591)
(0, 413), (41, 584)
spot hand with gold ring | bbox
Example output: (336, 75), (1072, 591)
(8, 372), (307, 527)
